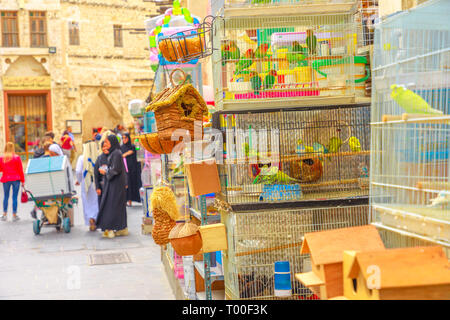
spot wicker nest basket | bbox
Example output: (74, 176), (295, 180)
(151, 208), (177, 246)
(139, 132), (181, 155)
(169, 220), (203, 256)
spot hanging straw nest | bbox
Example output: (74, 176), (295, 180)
(152, 208), (177, 246)
(150, 186), (180, 246)
(139, 133), (181, 155)
(168, 220), (203, 256)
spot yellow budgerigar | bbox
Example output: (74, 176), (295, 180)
(390, 84), (443, 115)
(349, 136), (361, 152)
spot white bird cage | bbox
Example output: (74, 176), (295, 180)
(370, 0), (450, 249)
(25, 156), (75, 199)
(221, 204), (369, 300)
(212, 10), (365, 111)
(355, 0), (379, 47)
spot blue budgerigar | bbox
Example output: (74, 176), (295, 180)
(390, 84), (443, 115)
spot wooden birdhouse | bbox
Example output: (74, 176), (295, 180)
(343, 246), (450, 300)
(146, 69), (208, 141)
(295, 225), (385, 300)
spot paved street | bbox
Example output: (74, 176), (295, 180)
(0, 183), (174, 300)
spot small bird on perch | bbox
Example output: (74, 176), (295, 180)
(254, 43), (270, 59)
(391, 84), (443, 115)
(327, 137), (342, 154)
(253, 165), (300, 185)
(249, 71), (263, 96)
(306, 29), (317, 55)
(263, 70), (277, 91)
(221, 40), (240, 66)
(429, 191), (450, 209)
(235, 49), (255, 74)
(349, 136), (361, 152)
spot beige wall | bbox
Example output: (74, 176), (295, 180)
(0, 0), (157, 157)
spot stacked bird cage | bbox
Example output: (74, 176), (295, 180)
(220, 205), (369, 300)
(212, 6), (370, 110)
(355, 0), (378, 47)
(213, 104), (371, 206)
(370, 0), (450, 251)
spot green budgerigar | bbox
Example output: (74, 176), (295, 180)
(253, 166), (300, 185)
(349, 136), (361, 152)
(390, 84), (443, 115)
(327, 137), (342, 154)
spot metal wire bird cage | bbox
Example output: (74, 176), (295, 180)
(355, 0), (379, 47)
(211, 9), (368, 110)
(212, 104), (371, 206)
(221, 204), (369, 300)
(158, 16), (216, 64)
(370, 0), (450, 249)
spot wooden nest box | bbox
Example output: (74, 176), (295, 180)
(146, 69), (208, 141)
(295, 225), (385, 300)
(343, 246), (450, 300)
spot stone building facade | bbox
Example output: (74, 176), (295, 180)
(0, 0), (158, 160)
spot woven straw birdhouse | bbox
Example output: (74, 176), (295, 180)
(150, 186), (181, 246)
(148, 69), (207, 139)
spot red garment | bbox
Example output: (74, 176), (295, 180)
(60, 135), (72, 150)
(0, 155), (25, 183)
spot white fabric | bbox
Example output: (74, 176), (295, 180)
(50, 143), (63, 156)
(82, 141), (98, 193)
(75, 155), (99, 226)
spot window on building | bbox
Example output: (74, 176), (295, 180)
(1, 11), (19, 47)
(113, 25), (123, 47)
(29, 11), (47, 47)
(7, 95), (48, 161)
(69, 21), (80, 45)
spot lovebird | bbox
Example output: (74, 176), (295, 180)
(235, 49), (255, 74)
(254, 43), (270, 59)
(306, 29), (317, 55)
(349, 136), (361, 152)
(249, 71), (262, 96)
(221, 40), (240, 66)
(327, 137), (342, 153)
(251, 0), (271, 4)
(263, 70), (277, 91)
(390, 84), (443, 115)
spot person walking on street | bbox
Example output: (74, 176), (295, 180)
(0, 142), (25, 222)
(75, 141), (99, 231)
(121, 133), (142, 207)
(96, 135), (128, 238)
(66, 126), (77, 165)
(60, 130), (75, 160)
(44, 131), (64, 156)
(94, 141), (109, 207)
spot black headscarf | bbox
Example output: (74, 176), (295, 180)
(106, 134), (121, 154)
(121, 133), (133, 152)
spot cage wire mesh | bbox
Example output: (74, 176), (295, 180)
(213, 104), (370, 205)
(370, 0), (450, 246)
(221, 205), (369, 300)
(212, 13), (364, 109)
(355, 0), (378, 47)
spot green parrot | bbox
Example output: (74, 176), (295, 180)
(250, 71), (262, 96)
(235, 49), (255, 74)
(253, 166), (300, 185)
(349, 136), (361, 152)
(263, 70), (277, 91)
(254, 43), (270, 59)
(327, 137), (342, 154)
(221, 41), (240, 66)
(251, 0), (271, 4)
(390, 84), (443, 115)
(305, 29), (317, 55)
(292, 41), (303, 54)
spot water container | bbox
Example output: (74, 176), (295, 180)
(274, 261), (292, 297)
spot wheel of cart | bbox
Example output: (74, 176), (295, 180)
(25, 189), (77, 235)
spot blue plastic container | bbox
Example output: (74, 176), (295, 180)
(274, 261), (292, 297)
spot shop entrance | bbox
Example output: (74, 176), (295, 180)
(5, 93), (51, 161)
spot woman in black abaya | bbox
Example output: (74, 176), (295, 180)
(120, 133), (142, 207)
(94, 141), (108, 207)
(96, 135), (128, 238)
